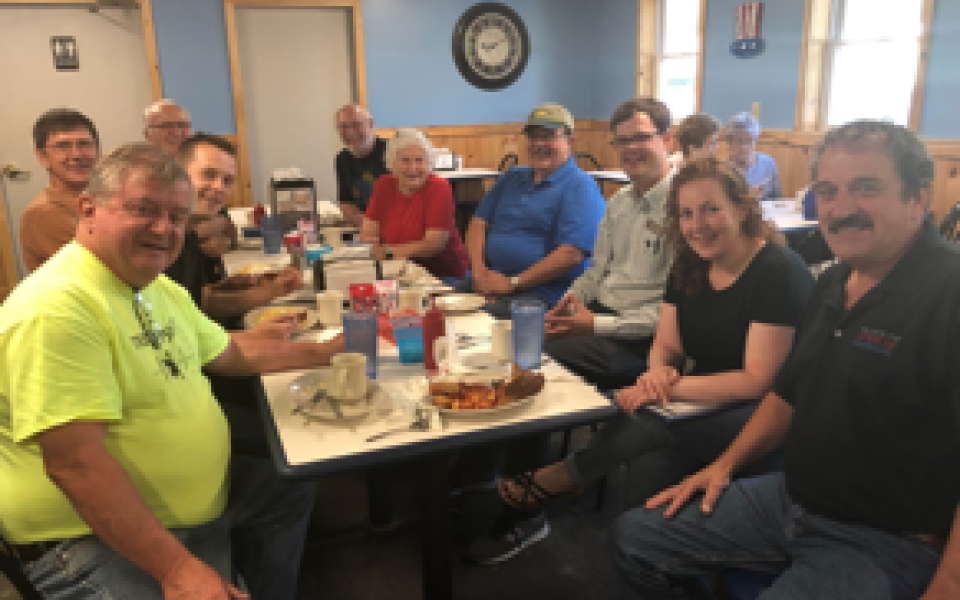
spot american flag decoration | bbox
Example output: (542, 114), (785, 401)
(730, 2), (765, 58)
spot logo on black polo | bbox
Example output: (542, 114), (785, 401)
(852, 326), (901, 357)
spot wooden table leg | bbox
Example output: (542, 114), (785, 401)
(418, 453), (453, 600)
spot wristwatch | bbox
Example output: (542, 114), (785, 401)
(384, 245), (394, 260)
(510, 275), (522, 290)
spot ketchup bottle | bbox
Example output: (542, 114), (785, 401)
(253, 201), (265, 227)
(422, 295), (446, 374)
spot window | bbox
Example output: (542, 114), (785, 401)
(824, 0), (925, 127)
(636, 0), (704, 122)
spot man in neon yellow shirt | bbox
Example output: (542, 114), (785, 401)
(0, 143), (343, 599)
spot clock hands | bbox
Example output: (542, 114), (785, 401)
(481, 37), (506, 51)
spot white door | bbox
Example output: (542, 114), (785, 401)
(0, 5), (153, 276)
(235, 6), (355, 205)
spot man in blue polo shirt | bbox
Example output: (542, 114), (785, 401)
(464, 103), (605, 318)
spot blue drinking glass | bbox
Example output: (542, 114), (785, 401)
(260, 215), (283, 255)
(391, 316), (424, 365)
(343, 311), (378, 379)
(510, 298), (546, 370)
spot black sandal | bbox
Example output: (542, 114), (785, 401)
(499, 472), (560, 511)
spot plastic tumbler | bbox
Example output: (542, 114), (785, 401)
(510, 298), (546, 370)
(260, 215), (283, 255)
(391, 315), (424, 365)
(343, 310), (378, 379)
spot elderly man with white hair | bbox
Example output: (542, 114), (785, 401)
(725, 111), (782, 202)
(336, 104), (388, 228)
(143, 99), (193, 155)
(358, 128), (468, 280)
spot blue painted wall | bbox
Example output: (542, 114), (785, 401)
(151, 0), (235, 134)
(921, 0), (960, 139)
(149, 0), (637, 132)
(700, 0), (806, 130)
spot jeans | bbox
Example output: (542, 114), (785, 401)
(544, 334), (650, 391)
(611, 472), (941, 600)
(27, 455), (315, 600)
(566, 403), (777, 506)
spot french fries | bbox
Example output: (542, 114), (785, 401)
(428, 366), (545, 411)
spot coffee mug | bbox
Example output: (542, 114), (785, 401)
(316, 290), (344, 326)
(328, 352), (367, 403)
(398, 288), (426, 313)
(492, 320), (513, 362)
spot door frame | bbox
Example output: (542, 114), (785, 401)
(223, 0), (368, 207)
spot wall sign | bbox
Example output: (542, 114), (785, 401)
(51, 36), (79, 71)
(730, 2), (765, 59)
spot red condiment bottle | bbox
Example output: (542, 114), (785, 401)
(422, 295), (446, 374)
(253, 201), (265, 227)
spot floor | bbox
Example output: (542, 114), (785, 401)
(1, 430), (639, 600)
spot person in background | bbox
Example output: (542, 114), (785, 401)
(143, 99), (192, 156)
(612, 120), (960, 600)
(19, 108), (100, 272)
(672, 113), (721, 167)
(167, 134), (300, 326)
(463, 102), (606, 317)
(467, 158), (812, 566)
(335, 104), (388, 228)
(725, 112), (782, 202)
(359, 128), (468, 281)
(1, 143), (344, 599)
(541, 98), (675, 392)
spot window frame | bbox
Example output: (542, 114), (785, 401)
(636, 0), (706, 120)
(796, 0), (937, 132)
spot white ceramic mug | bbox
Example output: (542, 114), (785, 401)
(398, 288), (426, 313)
(328, 352), (367, 403)
(492, 320), (513, 363)
(316, 290), (344, 326)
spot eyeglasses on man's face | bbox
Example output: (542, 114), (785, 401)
(46, 139), (97, 152)
(610, 131), (661, 148)
(150, 121), (192, 131)
(117, 198), (191, 229)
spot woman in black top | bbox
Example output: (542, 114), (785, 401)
(467, 158), (814, 565)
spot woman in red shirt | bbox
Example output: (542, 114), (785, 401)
(359, 129), (469, 279)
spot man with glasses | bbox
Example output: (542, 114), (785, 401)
(143, 99), (193, 155)
(1, 143), (342, 599)
(612, 120), (960, 600)
(335, 104), (388, 227)
(541, 98), (675, 391)
(19, 108), (101, 272)
(463, 102), (605, 318)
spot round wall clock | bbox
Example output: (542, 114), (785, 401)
(452, 3), (530, 91)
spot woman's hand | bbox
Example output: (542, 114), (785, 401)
(614, 378), (660, 412)
(644, 365), (680, 404)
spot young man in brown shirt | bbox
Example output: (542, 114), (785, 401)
(19, 109), (101, 272)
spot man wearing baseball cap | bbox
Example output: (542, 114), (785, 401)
(463, 102), (605, 318)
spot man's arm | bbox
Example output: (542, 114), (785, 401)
(36, 421), (244, 598)
(201, 268), (302, 320)
(339, 202), (365, 228)
(920, 507), (960, 599)
(205, 331), (344, 376)
(650, 392), (794, 516)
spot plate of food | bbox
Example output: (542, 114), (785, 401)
(433, 293), (486, 314)
(288, 372), (374, 422)
(244, 305), (320, 331)
(427, 365), (545, 418)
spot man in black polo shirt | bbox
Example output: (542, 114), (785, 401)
(611, 120), (960, 600)
(335, 104), (387, 228)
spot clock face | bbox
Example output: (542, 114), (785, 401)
(453, 3), (530, 91)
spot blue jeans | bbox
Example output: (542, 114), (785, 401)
(611, 472), (941, 599)
(26, 455), (315, 600)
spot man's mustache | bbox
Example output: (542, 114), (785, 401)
(530, 147), (553, 157)
(827, 213), (874, 234)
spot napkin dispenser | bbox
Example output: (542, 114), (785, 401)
(433, 148), (458, 171)
(313, 257), (384, 293)
(269, 177), (317, 232)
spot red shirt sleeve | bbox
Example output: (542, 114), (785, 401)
(423, 176), (456, 231)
